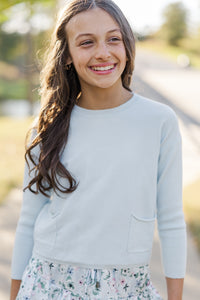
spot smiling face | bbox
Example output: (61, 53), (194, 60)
(65, 7), (127, 92)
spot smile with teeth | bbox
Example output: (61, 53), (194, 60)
(90, 64), (116, 71)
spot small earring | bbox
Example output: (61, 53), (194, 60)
(66, 63), (72, 70)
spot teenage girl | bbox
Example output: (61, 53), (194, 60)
(10, 0), (187, 299)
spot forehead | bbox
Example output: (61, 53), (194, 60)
(65, 7), (120, 39)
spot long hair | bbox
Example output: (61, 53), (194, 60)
(25, 0), (136, 196)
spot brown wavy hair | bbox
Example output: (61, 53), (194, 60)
(25, 0), (136, 196)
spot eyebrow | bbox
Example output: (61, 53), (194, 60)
(75, 28), (121, 41)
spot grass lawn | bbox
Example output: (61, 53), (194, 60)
(0, 78), (28, 101)
(183, 178), (200, 253)
(0, 78), (40, 101)
(0, 117), (34, 204)
(0, 61), (40, 101)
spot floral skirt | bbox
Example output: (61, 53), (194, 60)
(16, 255), (163, 299)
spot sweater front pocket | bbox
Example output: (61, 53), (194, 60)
(126, 214), (155, 253)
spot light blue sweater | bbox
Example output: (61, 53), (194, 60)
(11, 93), (187, 280)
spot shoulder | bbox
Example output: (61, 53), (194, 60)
(134, 93), (178, 123)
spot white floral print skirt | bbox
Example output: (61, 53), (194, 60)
(16, 255), (163, 299)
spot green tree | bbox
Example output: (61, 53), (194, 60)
(0, 0), (56, 113)
(161, 2), (188, 46)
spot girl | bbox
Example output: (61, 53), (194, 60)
(10, 0), (187, 299)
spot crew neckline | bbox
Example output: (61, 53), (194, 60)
(72, 92), (138, 116)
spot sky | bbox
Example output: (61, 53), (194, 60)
(113, 0), (200, 33)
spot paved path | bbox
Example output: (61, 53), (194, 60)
(1, 48), (200, 299)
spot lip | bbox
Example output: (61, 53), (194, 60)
(88, 63), (117, 75)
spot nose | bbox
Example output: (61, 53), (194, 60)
(94, 42), (111, 60)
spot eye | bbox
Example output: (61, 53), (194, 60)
(109, 37), (121, 42)
(80, 40), (93, 46)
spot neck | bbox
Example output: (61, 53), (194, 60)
(77, 81), (133, 110)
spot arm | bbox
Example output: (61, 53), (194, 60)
(156, 109), (187, 297)
(10, 280), (21, 300)
(10, 134), (50, 283)
(166, 277), (184, 300)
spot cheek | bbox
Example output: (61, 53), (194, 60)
(119, 46), (127, 64)
(71, 50), (90, 70)
(113, 44), (127, 66)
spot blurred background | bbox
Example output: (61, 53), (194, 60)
(0, 0), (200, 299)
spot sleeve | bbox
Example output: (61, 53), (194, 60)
(11, 132), (51, 280)
(156, 109), (187, 278)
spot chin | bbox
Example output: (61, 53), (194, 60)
(95, 80), (121, 89)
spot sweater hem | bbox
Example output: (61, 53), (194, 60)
(32, 248), (150, 270)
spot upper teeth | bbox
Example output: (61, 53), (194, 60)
(91, 64), (115, 71)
